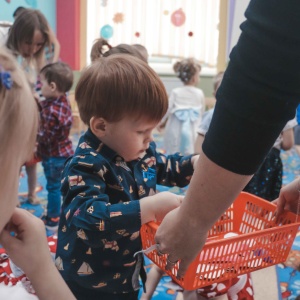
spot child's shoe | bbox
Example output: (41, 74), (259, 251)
(42, 216), (59, 235)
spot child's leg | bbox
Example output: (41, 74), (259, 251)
(42, 157), (66, 229)
(25, 163), (40, 204)
(140, 265), (165, 300)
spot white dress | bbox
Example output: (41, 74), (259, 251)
(161, 86), (205, 155)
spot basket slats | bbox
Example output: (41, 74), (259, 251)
(140, 192), (300, 290)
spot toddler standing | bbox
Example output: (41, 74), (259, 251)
(158, 58), (205, 155)
(37, 62), (74, 232)
(55, 54), (199, 300)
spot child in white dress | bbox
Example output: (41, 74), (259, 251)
(158, 58), (205, 155)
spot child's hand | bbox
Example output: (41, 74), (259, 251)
(0, 208), (53, 278)
(191, 154), (200, 169)
(140, 191), (183, 224)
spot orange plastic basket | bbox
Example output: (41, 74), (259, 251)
(140, 192), (300, 290)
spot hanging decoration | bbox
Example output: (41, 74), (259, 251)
(188, 31), (193, 37)
(171, 8), (186, 27)
(113, 13), (124, 24)
(100, 24), (114, 39)
(101, 0), (108, 7)
(135, 32), (140, 38)
(25, 0), (37, 8)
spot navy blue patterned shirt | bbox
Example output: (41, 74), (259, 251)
(55, 129), (194, 295)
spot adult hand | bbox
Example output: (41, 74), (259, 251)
(155, 206), (207, 278)
(273, 178), (300, 218)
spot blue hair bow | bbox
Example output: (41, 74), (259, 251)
(0, 69), (12, 90)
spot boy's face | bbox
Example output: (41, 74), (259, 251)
(99, 117), (158, 162)
(40, 74), (55, 98)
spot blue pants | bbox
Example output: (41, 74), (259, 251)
(42, 157), (67, 218)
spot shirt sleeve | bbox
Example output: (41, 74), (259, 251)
(60, 157), (141, 248)
(203, 0), (300, 175)
(152, 145), (194, 187)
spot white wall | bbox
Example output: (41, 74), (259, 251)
(227, 0), (250, 59)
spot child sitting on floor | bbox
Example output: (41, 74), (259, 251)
(55, 54), (199, 300)
(37, 62), (74, 233)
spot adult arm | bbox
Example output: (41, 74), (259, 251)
(155, 0), (300, 277)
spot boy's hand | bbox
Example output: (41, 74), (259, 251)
(0, 208), (53, 277)
(152, 192), (184, 222)
(140, 191), (183, 224)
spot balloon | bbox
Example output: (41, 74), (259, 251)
(100, 25), (114, 39)
(171, 8), (186, 27)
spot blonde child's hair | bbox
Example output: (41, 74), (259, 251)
(40, 62), (74, 93)
(173, 58), (201, 84)
(0, 47), (38, 228)
(6, 9), (50, 69)
(90, 38), (148, 63)
(76, 54), (168, 125)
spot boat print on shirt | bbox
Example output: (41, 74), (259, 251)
(77, 262), (94, 275)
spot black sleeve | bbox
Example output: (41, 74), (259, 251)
(203, 0), (300, 175)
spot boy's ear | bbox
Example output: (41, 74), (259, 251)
(50, 81), (57, 91)
(90, 116), (107, 137)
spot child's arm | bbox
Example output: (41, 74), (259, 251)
(194, 134), (205, 154)
(140, 191), (183, 224)
(0, 208), (75, 300)
(140, 265), (165, 300)
(280, 118), (297, 150)
(48, 27), (61, 63)
(154, 144), (196, 188)
(281, 127), (294, 150)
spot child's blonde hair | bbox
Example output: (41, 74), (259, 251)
(0, 47), (38, 227)
(76, 54), (168, 125)
(0, 48), (38, 172)
(173, 58), (201, 84)
(90, 38), (148, 63)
